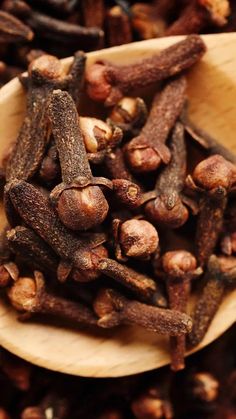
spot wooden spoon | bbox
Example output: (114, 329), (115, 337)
(0, 33), (235, 378)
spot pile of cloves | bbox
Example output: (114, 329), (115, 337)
(0, 33), (236, 373)
(0, 0), (235, 87)
(0, 324), (235, 418)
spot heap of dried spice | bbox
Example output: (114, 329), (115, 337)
(0, 0), (235, 87)
(0, 325), (235, 418)
(0, 34), (236, 372)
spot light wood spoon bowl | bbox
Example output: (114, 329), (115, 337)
(0, 33), (235, 377)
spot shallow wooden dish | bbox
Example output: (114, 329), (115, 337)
(0, 33), (235, 377)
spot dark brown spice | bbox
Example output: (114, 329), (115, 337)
(6, 180), (106, 280)
(85, 35), (206, 106)
(49, 90), (112, 231)
(7, 226), (59, 274)
(81, 0), (105, 29)
(165, 0), (230, 35)
(124, 77), (187, 173)
(9, 0), (104, 49)
(8, 271), (98, 326)
(162, 250), (201, 371)
(131, 3), (166, 40)
(144, 122), (189, 228)
(188, 255), (227, 348)
(93, 256), (167, 307)
(6, 52), (83, 183)
(0, 10), (33, 42)
(112, 218), (159, 261)
(106, 5), (132, 47)
(94, 288), (192, 335)
(186, 154), (236, 266)
(80, 116), (122, 154)
(108, 96), (147, 137)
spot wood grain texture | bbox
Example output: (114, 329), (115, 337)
(0, 33), (235, 377)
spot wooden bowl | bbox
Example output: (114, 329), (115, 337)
(0, 33), (235, 377)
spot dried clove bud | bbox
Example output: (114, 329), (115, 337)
(124, 77), (186, 173)
(188, 255), (227, 347)
(186, 154), (236, 266)
(145, 122), (190, 228)
(8, 271), (97, 326)
(165, 0), (230, 35)
(162, 250), (201, 371)
(93, 257), (167, 307)
(7, 226), (58, 274)
(38, 141), (60, 185)
(9, 0), (104, 49)
(79, 116), (122, 153)
(106, 5), (132, 47)
(108, 96), (147, 137)
(0, 10), (33, 42)
(131, 3), (166, 40)
(49, 90), (112, 231)
(86, 35), (206, 106)
(94, 288), (192, 335)
(6, 52), (83, 183)
(112, 218), (159, 261)
(7, 179), (106, 281)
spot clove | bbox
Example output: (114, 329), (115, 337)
(93, 288), (192, 335)
(144, 122), (190, 228)
(48, 90), (112, 231)
(124, 77), (187, 173)
(186, 154), (236, 266)
(162, 250), (201, 371)
(85, 35), (206, 106)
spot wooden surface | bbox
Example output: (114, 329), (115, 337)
(0, 33), (235, 377)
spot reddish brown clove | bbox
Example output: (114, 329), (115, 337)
(86, 35), (206, 106)
(186, 154), (236, 266)
(6, 52), (84, 183)
(162, 250), (201, 371)
(145, 122), (190, 228)
(7, 226), (58, 275)
(165, 0), (230, 35)
(188, 255), (227, 347)
(112, 218), (159, 261)
(81, 0), (105, 29)
(108, 96), (147, 137)
(8, 271), (97, 326)
(93, 256), (167, 307)
(49, 90), (112, 231)
(80, 116), (122, 154)
(7, 179), (106, 281)
(124, 77), (187, 173)
(94, 288), (192, 335)
(0, 10), (33, 42)
(131, 3), (166, 40)
(106, 5), (132, 47)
